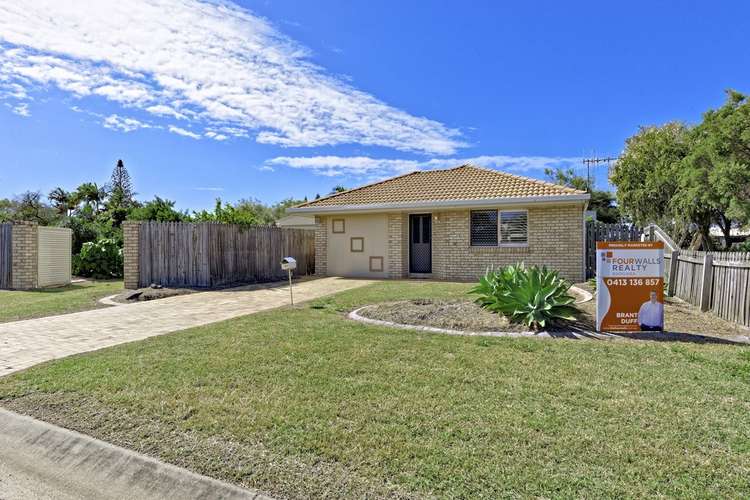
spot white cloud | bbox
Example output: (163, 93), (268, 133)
(0, 0), (464, 154)
(168, 124), (201, 139)
(258, 165), (274, 172)
(102, 113), (152, 132)
(266, 155), (583, 179)
(204, 130), (228, 141)
(10, 101), (29, 116)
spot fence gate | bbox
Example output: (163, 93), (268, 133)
(0, 223), (10, 288)
(585, 221), (644, 279)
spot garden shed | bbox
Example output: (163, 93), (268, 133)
(0, 222), (72, 290)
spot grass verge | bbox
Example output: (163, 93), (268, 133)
(0, 280), (748, 498)
(0, 280), (123, 323)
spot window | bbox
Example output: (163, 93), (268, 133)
(500, 210), (528, 245)
(470, 210), (498, 246)
(369, 256), (384, 272)
(470, 210), (528, 246)
(350, 237), (364, 252)
(332, 219), (345, 233)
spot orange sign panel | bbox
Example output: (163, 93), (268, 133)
(596, 241), (664, 332)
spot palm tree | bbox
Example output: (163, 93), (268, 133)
(48, 187), (72, 216)
(75, 182), (107, 214)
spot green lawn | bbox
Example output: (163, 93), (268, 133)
(0, 280), (123, 323)
(1, 281), (749, 498)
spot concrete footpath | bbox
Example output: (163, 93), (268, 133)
(0, 277), (370, 376)
(0, 408), (269, 500)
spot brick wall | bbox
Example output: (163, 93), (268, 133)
(314, 216), (328, 276)
(11, 221), (38, 290)
(387, 213), (407, 278)
(432, 205), (584, 282)
(122, 222), (141, 289)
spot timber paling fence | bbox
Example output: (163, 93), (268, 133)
(0, 223), (11, 288)
(136, 222), (315, 288)
(666, 249), (750, 328)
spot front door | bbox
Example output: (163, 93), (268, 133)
(409, 214), (432, 273)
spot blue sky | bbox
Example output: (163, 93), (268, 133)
(1, 0), (749, 211)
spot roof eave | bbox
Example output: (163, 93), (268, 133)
(287, 193), (590, 214)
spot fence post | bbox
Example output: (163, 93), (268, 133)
(699, 253), (713, 312)
(122, 221), (141, 290)
(667, 250), (679, 297)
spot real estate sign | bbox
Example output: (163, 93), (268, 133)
(596, 241), (664, 332)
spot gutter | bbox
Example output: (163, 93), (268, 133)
(288, 194), (590, 215)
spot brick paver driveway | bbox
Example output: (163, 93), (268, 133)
(0, 277), (371, 376)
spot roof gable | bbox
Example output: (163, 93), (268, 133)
(294, 164), (587, 209)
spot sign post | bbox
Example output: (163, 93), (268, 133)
(596, 241), (664, 332)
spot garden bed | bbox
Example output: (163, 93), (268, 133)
(359, 298), (530, 332)
(354, 283), (748, 342)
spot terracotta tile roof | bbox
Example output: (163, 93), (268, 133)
(295, 164), (586, 208)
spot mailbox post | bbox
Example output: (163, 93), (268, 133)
(281, 257), (297, 305)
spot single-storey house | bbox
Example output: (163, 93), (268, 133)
(287, 164), (590, 282)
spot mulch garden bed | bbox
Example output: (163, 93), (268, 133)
(358, 286), (748, 341)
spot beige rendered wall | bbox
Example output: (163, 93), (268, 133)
(326, 214), (390, 278)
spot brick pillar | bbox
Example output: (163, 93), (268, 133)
(122, 221), (141, 289)
(387, 213), (406, 278)
(11, 221), (38, 290)
(314, 216), (327, 276)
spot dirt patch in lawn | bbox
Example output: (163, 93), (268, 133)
(360, 299), (533, 333)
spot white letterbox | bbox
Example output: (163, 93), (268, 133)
(281, 257), (297, 271)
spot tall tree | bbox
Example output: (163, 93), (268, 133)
(610, 122), (691, 229)
(109, 159), (135, 203)
(545, 167), (621, 223)
(106, 159), (135, 227)
(676, 90), (750, 248)
(13, 191), (57, 224)
(75, 182), (107, 215)
(48, 187), (73, 216)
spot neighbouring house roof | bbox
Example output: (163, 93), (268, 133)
(289, 164), (589, 213)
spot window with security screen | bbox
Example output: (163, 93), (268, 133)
(500, 210), (528, 244)
(471, 209), (528, 246)
(470, 210), (498, 246)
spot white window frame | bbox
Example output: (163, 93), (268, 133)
(498, 209), (529, 247)
(469, 209), (529, 247)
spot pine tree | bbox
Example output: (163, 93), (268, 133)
(107, 159), (136, 227)
(109, 159), (135, 205)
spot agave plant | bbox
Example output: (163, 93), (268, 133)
(469, 263), (578, 330)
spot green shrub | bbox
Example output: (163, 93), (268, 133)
(469, 263), (578, 330)
(73, 238), (123, 279)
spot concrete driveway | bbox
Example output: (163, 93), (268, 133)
(0, 277), (371, 376)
